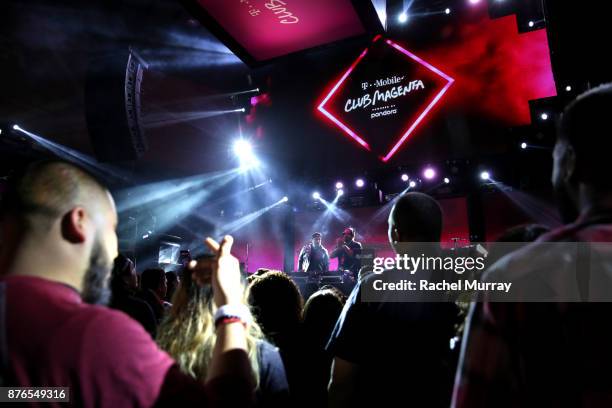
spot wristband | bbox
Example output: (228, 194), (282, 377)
(215, 316), (246, 329)
(214, 304), (253, 327)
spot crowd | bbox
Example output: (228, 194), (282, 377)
(1, 84), (612, 407)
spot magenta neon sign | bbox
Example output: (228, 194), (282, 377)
(317, 37), (455, 162)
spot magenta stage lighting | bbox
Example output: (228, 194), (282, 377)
(335, 181), (344, 189)
(469, 0), (481, 4)
(312, 191), (321, 200)
(423, 167), (436, 180)
(355, 178), (365, 188)
(401, 174), (409, 182)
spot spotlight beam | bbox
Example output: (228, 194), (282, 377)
(219, 197), (287, 235)
(116, 168), (240, 213)
(143, 109), (244, 129)
(12, 125), (130, 183)
(318, 197), (352, 223)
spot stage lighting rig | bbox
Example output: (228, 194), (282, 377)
(233, 139), (259, 169)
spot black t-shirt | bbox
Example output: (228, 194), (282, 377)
(326, 269), (459, 407)
(255, 340), (290, 408)
(334, 240), (362, 275)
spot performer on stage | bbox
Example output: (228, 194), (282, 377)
(298, 232), (330, 278)
(330, 227), (362, 280)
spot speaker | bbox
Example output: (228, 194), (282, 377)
(85, 49), (148, 162)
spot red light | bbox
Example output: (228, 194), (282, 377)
(317, 38), (454, 162)
(317, 49), (371, 151)
(381, 40), (454, 162)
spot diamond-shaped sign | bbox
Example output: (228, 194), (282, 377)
(317, 37), (454, 162)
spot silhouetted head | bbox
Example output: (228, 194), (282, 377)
(247, 270), (303, 345)
(388, 192), (442, 251)
(141, 268), (167, 300)
(555, 83), (612, 222)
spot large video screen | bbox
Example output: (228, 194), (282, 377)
(196, 0), (368, 62)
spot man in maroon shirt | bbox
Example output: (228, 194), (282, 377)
(454, 84), (612, 406)
(0, 160), (255, 407)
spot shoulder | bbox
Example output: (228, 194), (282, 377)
(483, 241), (563, 283)
(256, 340), (289, 388)
(258, 339), (279, 356)
(75, 306), (175, 404)
(79, 305), (172, 364)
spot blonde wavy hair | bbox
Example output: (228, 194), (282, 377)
(156, 268), (261, 386)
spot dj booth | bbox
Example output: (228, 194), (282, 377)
(286, 271), (357, 300)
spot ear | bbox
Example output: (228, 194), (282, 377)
(563, 145), (577, 183)
(61, 207), (88, 244)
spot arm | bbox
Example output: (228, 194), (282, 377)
(329, 246), (341, 259)
(330, 238), (346, 259)
(324, 250), (330, 272)
(328, 357), (359, 408)
(203, 236), (255, 387)
(298, 247), (306, 272)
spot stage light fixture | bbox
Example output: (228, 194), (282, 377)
(469, 0), (481, 4)
(401, 174), (409, 182)
(312, 191), (321, 200)
(521, 142), (527, 149)
(409, 181), (417, 188)
(423, 167), (436, 180)
(480, 171), (491, 181)
(12, 124), (20, 131)
(398, 12), (408, 23)
(355, 178), (365, 188)
(444, 178), (450, 184)
(445, 8), (451, 14)
(541, 113), (549, 120)
(528, 21), (535, 27)
(233, 139), (252, 156)
(337, 189), (345, 196)
(335, 181), (344, 189)
(565, 85), (572, 92)
(282, 196), (289, 202)
(233, 139), (259, 168)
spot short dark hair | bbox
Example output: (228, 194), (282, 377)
(141, 268), (166, 291)
(0, 160), (109, 230)
(559, 83), (612, 187)
(312, 232), (322, 238)
(247, 270), (303, 339)
(390, 192), (443, 242)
